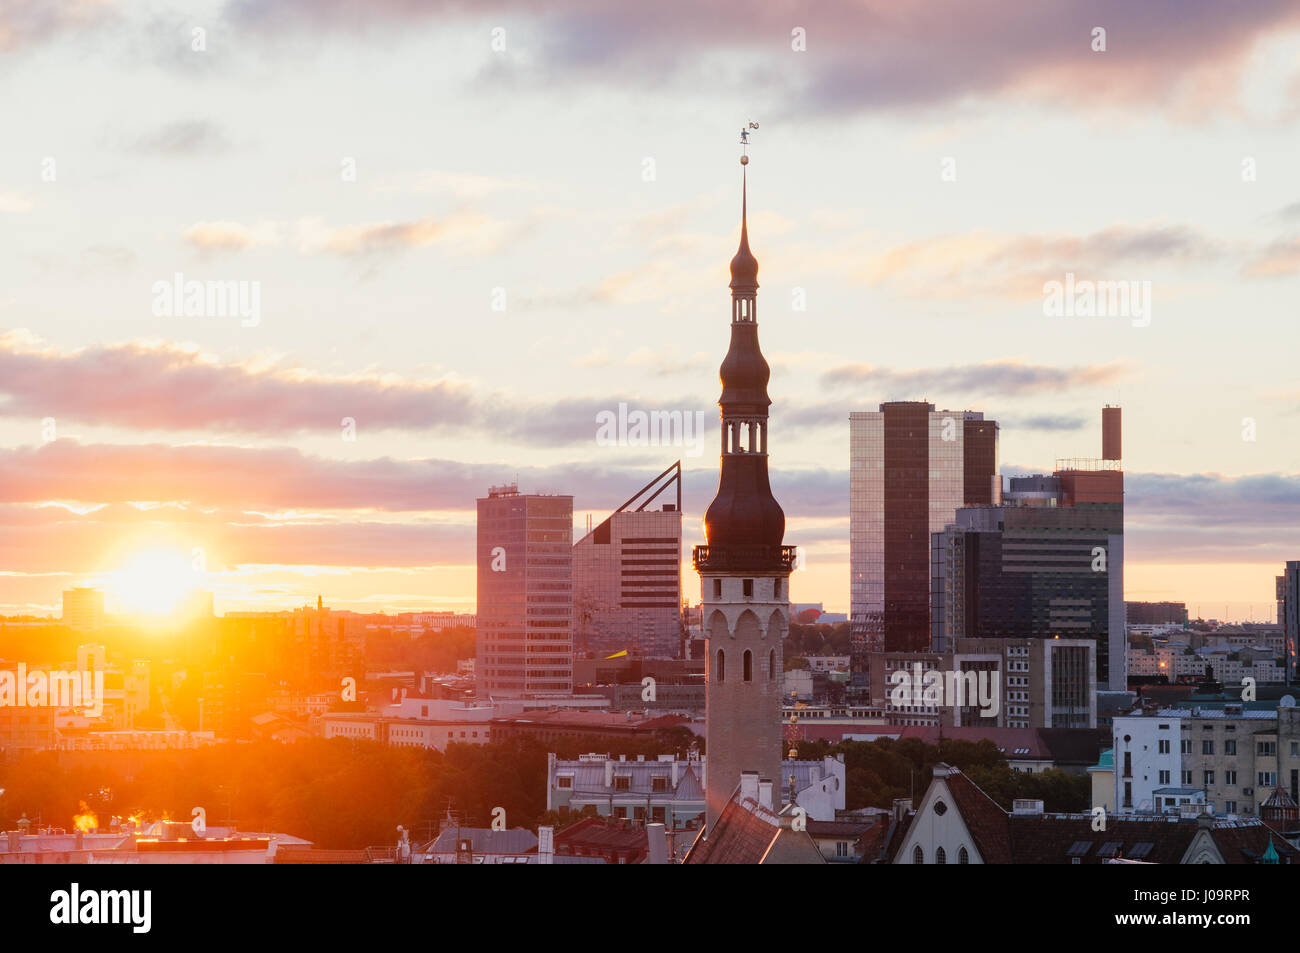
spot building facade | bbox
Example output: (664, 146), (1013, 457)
(931, 413), (1126, 693)
(850, 404), (998, 666)
(476, 484), (574, 698)
(573, 463), (683, 659)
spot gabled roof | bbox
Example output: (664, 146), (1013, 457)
(940, 769), (1013, 864)
(683, 793), (824, 865)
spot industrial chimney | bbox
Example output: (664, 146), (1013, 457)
(1102, 406), (1121, 462)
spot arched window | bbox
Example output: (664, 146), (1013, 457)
(716, 649), (725, 683)
(768, 649), (776, 681)
(912, 845), (923, 865)
(958, 846), (969, 864)
(743, 650), (753, 682)
(935, 847), (946, 864)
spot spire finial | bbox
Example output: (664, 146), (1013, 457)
(730, 123), (760, 294)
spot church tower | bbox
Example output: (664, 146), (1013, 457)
(693, 150), (795, 832)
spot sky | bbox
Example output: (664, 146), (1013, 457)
(2, 0), (1299, 620)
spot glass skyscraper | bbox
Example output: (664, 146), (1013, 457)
(849, 403), (998, 668)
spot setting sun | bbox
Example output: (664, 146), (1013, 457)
(110, 548), (205, 617)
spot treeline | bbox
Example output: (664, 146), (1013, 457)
(784, 621), (851, 658)
(792, 737), (1089, 813)
(0, 728), (700, 848)
(0, 733), (1085, 848)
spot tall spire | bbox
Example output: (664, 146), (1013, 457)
(729, 164), (759, 294)
(701, 148), (785, 553)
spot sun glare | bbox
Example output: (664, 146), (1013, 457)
(111, 548), (203, 616)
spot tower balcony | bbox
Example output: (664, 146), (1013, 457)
(692, 544), (797, 574)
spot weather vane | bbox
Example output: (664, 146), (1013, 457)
(739, 121), (759, 164)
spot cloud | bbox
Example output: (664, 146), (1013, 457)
(821, 359), (1126, 397)
(183, 221), (281, 253)
(131, 120), (230, 156)
(0, 0), (114, 52)
(297, 212), (519, 258)
(223, 0), (1300, 117)
(1243, 237), (1300, 278)
(0, 333), (734, 446)
(857, 225), (1222, 299)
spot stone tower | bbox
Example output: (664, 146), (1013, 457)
(693, 155), (795, 832)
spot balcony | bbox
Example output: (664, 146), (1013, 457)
(692, 545), (798, 573)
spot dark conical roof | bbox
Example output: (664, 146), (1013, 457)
(728, 170), (759, 293)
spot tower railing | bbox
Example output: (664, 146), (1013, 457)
(692, 545), (798, 573)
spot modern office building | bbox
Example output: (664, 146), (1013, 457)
(476, 484), (574, 698)
(931, 408), (1126, 691)
(1126, 601), (1189, 626)
(868, 637), (1095, 729)
(1278, 561), (1299, 682)
(61, 587), (105, 631)
(573, 463), (683, 659)
(849, 403), (999, 665)
(693, 158), (795, 832)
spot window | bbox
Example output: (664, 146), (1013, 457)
(1225, 800), (1237, 813)
(935, 847), (946, 864)
(1158, 740), (1170, 754)
(742, 579), (754, 597)
(913, 845), (924, 865)
(1202, 740), (1214, 755)
(557, 776), (573, 789)
(716, 649), (725, 683)
(743, 650), (753, 682)
(1158, 771), (1170, 785)
(1181, 740), (1191, 754)
(1204, 771), (1215, 785)
(1258, 772), (1276, 787)
(1225, 770), (1237, 785)
(1226, 740), (1237, 756)
(774, 578), (782, 598)
(651, 776), (668, 793)
(713, 579), (722, 599)
(958, 847), (969, 864)
(1182, 771), (1193, 785)
(836, 842), (849, 858)
(1258, 741), (1276, 756)
(614, 776), (631, 791)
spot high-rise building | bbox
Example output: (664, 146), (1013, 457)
(291, 596), (365, 688)
(849, 403), (999, 664)
(62, 587), (104, 631)
(573, 462), (683, 659)
(1126, 601), (1189, 626)
(693, 157), (795, 831)
(476, 484), (574, 698)
(931, 408), (1126, 691)
(1280, 561), (1300, 682)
